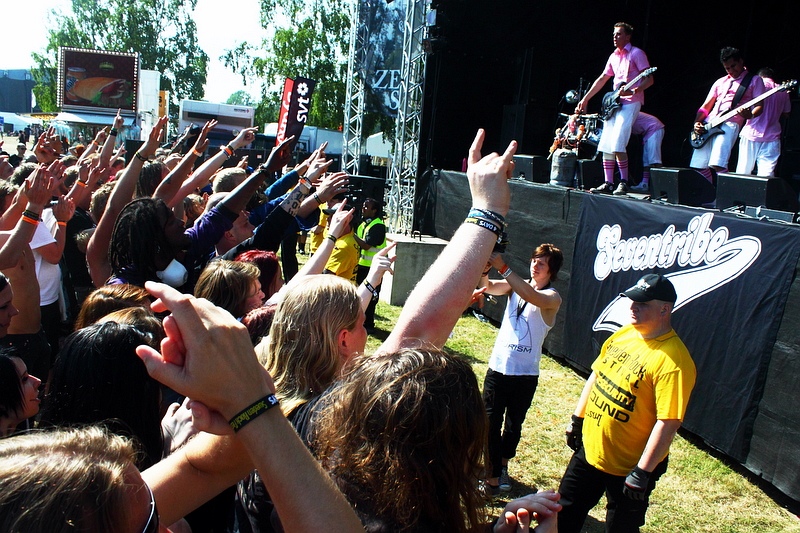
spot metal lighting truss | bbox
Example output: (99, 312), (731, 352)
(342, 0), (368, 175)
(343, 0), (428, 233)
(387, 0), (427, 234)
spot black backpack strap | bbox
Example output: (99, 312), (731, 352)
(731, 71), (755, 110)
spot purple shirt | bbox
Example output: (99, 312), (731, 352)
(740, 77), (792, 143)
(603, 43), (650, 106)
(707, 68), (766, 128)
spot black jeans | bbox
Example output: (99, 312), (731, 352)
(483, 368), (539, 477)
(557, 446), (669, 533)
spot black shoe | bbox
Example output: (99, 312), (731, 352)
(613, 181), (629, 195)
(590, 182), (614, 194)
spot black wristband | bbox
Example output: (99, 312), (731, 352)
(363, 280), (379, 300)
(228, 394), (280, 432)
(135, 151), (149, 163)
(109, 128), (118, 137)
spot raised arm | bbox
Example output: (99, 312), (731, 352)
(379, 129), (514, 353)
(0, 165), (54, 270)
(137, 282), (364, 533)
(486, 253), (562, 311)
(170, 126), (260, 204)
(357, 242), (395, 311)
(157, 120), (216, 207)
(86, 115), (168, 286)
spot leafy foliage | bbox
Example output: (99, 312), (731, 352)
(32, 0), (208, 114)
(223, 0), (350, 130)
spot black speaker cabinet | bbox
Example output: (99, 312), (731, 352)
(650, 167), (716, 207)
(577, 158), (604, 190)
(513, 154), (549, 183)
(716, 173), (799, 213)
(347, 175), (388, 205)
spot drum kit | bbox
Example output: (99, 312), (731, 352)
(549, 112), (602, 160)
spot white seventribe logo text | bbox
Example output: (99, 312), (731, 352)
(593, 212), (761, 332)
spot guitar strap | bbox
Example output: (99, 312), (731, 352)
(729, 71), (755, 111)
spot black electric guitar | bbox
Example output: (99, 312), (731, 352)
(600, 67), (657, 120)
(690, 79), (797, 149)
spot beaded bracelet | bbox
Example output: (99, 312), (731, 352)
(228, 394), (281, 432)
(464, 216), (502, 238)
(363, 280), (379, 300)
(109, 128), (118, 137)
(135, 152), (149, 163)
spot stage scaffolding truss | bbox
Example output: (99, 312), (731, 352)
(343, 0), (430, 234)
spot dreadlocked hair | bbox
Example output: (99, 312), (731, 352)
(109, 197), (171, 282)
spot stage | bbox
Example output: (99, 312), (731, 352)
(414, 169), (800, 506)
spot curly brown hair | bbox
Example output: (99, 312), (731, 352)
(312, 348), (489, 533)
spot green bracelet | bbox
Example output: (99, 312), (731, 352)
(228, 394), (281, 432)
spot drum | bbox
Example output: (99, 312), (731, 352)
(550, 148), (577, 187)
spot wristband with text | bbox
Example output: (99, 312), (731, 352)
(363, 279), (379, 300)
(229, 394), (281, 432)
(499, 264), (512, 278)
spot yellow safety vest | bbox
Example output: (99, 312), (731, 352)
(356, 217), (387, 267)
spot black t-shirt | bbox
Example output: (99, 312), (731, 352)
(63, 207), (95, 288)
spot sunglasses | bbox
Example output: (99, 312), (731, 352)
(142, 482), (159, 533)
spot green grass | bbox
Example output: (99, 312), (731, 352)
(365, 301), (800, 533)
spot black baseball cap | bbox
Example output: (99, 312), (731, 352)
(621, 273), (677, 303)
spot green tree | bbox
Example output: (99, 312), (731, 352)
(226, 90), (255, 106)
(32, 0), (208, 115)
(223, 0), (350, 131)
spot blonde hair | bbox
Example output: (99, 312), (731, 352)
(0, 426), (137, 532)
(261, 275), (360, 415)
(194, 259), (261, 318)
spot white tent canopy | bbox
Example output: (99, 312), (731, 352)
(0, 111), (42, 131)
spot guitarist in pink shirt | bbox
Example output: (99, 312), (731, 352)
(576, 22), (654, 196)
(690, 47), (765, 183)
(735, 68), (793, 177)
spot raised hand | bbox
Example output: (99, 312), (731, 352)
(326, 198), (354, 238)
(140, 115), (169, 158)
(52, 195), (76, 223)
(263, 135), (294, 172)
(136, 281), (274, 421)
(314, 171), (349, 204)
(230, 126), (258, 150)
(466, 129), (515, 216)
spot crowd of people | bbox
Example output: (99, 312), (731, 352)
(0, 75), (701, 531)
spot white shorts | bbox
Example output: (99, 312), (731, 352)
(690, 120), (740, 170)
(641, 128), (664, 167)
(598, 102), (641, 155)
(736, 138), (781, 176)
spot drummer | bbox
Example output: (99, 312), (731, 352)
(629, 112), (664, 192)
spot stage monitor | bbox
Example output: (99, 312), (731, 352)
(716, 173), (799, 213)
(650, 167), (715, 207)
